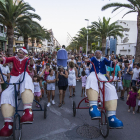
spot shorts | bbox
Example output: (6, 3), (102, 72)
(47, 84), (55, 91)
(1, 82), (7, 90)
(34, 92), (41, 97)
(118, 85), (123, 90)
(138, 100), (140, 106)
(58, 85), (68, 91)
(82, 83), (86, 87)
(123, 79), (131, 88)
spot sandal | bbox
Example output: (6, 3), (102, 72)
(58, 103), (62, 107)
(69, 96), (72, 98)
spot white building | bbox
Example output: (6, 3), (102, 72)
(42, 29), (61, 52)
(116, 20), (137, 56)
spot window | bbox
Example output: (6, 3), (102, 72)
(0, 26), (3, 33)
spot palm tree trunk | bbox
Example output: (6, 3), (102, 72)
(32, 38), (35, 53)
(102, 37), (106, 55)
(7, 26), (14, 55)
(135, 13), (140, 63)
(24, 36), (28, 49)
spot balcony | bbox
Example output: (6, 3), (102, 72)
(0, 32), (6, 38)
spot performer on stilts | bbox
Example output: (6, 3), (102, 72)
(85, 50), (123, 128)
(57, 45), (68, 69)
(0, 47), (34, 137)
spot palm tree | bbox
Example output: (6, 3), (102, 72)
(101, 0), (140, 62)
(0, 0), (41, 54)
(90, 17), (123, 55)
(15, 21), (43, 50)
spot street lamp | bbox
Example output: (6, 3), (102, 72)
(85, 19), (89, 56)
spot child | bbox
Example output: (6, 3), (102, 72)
(79, 71), (87, 97)
(33, 75), (42, 108)
(47, 69), (56, 107)
(40, 77), (44, 97)
(136, 89), (140, 113)
(126, 86), (138, 114)
(79, 64), (84, 77)
(85, 62), (90, 77)
(38, 66), (43, 77)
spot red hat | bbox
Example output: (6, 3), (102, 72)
(19, 47), (28, 54)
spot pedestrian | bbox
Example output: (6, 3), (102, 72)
(46, 69), (56, 107)
(121, 60), (133, 100)
(68, 61), (77, 97)
(40, 63), (50, 92)
(126, 86), (138, 114)
(85, 62), (90, 77)
(79, 64), (84, 77)
(57, 66), (68, 107)
(33, 76), (41, 108)
(0, 74), (4, 106)
(132, 63), (140, 86)
(0, 63), (10, 91)
(136, 89), (140, 113)
(79, 71), (87, 97)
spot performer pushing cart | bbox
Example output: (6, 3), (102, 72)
(0, 47), (34, 137)
(85, 50), (123, 128)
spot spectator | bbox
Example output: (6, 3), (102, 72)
(121, 60), (133, 100)
(0, 64), (10, 91)
(57, 66), (68, 107)
(132, 63), (140, 86)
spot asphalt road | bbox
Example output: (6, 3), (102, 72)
(0, 81), (140, 140)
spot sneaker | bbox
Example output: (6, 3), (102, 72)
(128, 109), (130, 112)
(0, 122), (13, 137)
(108, 115), (123, 128)
(47, 102), (51, 107)
(20, 109), (33, 124)
(133, 111), (135, 114)
(52, 100), (55, 105)
(89, 105), (101, 120)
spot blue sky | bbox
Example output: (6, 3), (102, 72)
(24, 0), (137, 46)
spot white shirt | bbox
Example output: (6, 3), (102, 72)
(34, 82), (41, 92)
(0, 64), (10, 81)
(132, 68), (140, 81)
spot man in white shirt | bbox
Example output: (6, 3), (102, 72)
(0, 64), (10, 91)
(132, 63), (140, 86)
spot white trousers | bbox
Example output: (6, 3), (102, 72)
(1, 72), (34, 107)
(86, 72), (118, 101)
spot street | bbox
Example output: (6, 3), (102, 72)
(0, 81), (139, 140)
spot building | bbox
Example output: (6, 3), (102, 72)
(0, 0), (7, 51)
(105, 20), (137, 56)
(42, 29), (61, 52)
(116, 20), (137, 56)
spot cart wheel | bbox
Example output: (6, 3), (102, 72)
(73, 101), (76, 117)
(13, 114), (22, 140)
(99, 111), (109, 138)
(44, 102), (47, 119)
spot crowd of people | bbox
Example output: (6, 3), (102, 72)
(0, 49), (140, 114)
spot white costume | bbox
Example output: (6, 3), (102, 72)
(86, 72), (118, 101)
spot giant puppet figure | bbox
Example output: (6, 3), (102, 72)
(57, 45), (68, 69)
(0, 47), (34, 137)
(86, 50), (123, 128)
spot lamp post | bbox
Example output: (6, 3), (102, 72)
(85, 19), (89, 56)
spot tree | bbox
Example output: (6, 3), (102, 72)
(90, 17), (123, 55)
(0, 0), (41, 54)
(101, 0), (140, 62)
